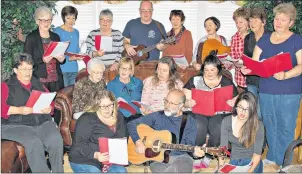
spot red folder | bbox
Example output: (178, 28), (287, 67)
(98, 137), (128, 165)
(26, 90), (42, 107)
(219, 164), (237, 173)
(64, 52), (91, 61)
(242, 52), (292, 78)
(192, 86), (233, 116)
(43, 41), (70, 57)
(118, 100), (137, 115)
(95, 35), (101, 51)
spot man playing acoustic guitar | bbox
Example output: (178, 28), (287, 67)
(122, 1), (168, 61)
(127, 89), (205, 173)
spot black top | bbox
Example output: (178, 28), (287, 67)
(68, 111), (128, 169)
(24, 28), (64, 79)
(244, 30), (270, 87)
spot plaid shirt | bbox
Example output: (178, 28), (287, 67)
(229, 32), (246, 87)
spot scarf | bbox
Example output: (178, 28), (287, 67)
(168, 26), (186, 44)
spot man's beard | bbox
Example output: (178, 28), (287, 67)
(164, 109), (178, 117)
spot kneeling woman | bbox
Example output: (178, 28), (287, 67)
(68, 90), (128, 173)
(219, 92), (264, 173)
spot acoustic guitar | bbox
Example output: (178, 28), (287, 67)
(128, 124), (228, 165)
(122, 36), (176, 64)
(196, 39), (231, 64)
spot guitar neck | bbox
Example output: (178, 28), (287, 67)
(161, 143), (197, 152)
(141, 44), (157, 55)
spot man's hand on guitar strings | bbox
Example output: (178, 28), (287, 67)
(126, 45), (137, 56)
(135, 139), (145, 154)
(193, 146), (205, 158)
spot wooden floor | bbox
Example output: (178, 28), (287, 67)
(63, 148), (300, 173)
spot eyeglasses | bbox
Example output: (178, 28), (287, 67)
(100, 103), (114, 110)
(100, 19), (112, 23)
(140, 9), (153, 13)
(18, 68), (33, 72)
(38, 19), (53, 23)
(90, 70), (104, 76)
(164, 98), (182, 106)
(236, 105), (249, 113)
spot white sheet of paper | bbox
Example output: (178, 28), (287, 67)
(50, 42), (69, 57)
(108, 138), (128, 165)
(33, 92), (56, 113)
(100, 36), (113, 52)
(173, 56), (189, 66)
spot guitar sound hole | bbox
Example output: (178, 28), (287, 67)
(145, 148), (160, 158)
(152, 140), (161, 152)
(137, 51), (143, 57)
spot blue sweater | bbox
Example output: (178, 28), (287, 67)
(127, 111), (197, 156)
(53, 27), (80, 73)
(107, 76), (143, 117)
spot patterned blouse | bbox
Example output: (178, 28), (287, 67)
(40, 38), (57, 83)
(72, 76), (106, 113)
(141, 76), (183, 113)
(229, 32), (247, 88)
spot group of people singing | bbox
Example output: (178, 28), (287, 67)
(2, 0), (301, 173)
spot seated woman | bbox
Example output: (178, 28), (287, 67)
(162, 10), (193, 68)
(107, 57), (143, 120)
(218, 92), (264, 173)
(192, 16), (228, 71)
(1, 53), (63, 173)
(184, 51), (238, 147)
(72, 58), (106, 119)
(141, 57), (183, 115)
(68, 90), (128, 173)
(86, 9), (124, 71)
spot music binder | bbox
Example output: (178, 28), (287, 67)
(43, 41), (70, 58)
(26, 90), (56, 113)
(242, 52), (292, 78)
(95, 35), (113, 52)
(98, 137), (128, 165)
(192, 86), (233, 116)
(117, 97), (137, 115)
(219, 162), (252, 173)
(64, 52), (90, 61)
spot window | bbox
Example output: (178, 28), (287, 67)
(52, 1), (239, 48)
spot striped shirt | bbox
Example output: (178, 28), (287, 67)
(86, 28), (124, 66)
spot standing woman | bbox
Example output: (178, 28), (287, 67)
(54, 6), (80, 87)
(162, 10), (193, 68)
(242, 2), (302, 166)
(192, 17), (228, 71)
(24, 6), (65, 92)
(86, 9), (124, 71)
(68, 90), (128, 173)
(219, 92), (264, 173)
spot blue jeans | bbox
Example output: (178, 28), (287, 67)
(247, 85), (262, 120)
(230, 158), (263, 173)
(259, 93), (301, 166)
(69, 162), (127, 173)
(63, 72), (77, 87)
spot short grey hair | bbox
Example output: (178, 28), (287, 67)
(99, 9), (113, 21)
(87, 58), (105, 71)
(34, 6), (53, 21)
(273, 2), (297, 22)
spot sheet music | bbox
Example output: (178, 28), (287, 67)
(219, 162), (252, 173)
(108, 138), (128, 165)
(49, 42), (69, 57)
(33, 92), (56, 113)
(100, 36), (113, 52)
(172, 55), (189, 66)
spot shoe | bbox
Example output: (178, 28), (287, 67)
(263, 159), (276, 165)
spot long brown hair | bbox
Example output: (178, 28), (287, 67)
(232, 92), (259, 148)
(84, 90), (118, 119)
(152, 57), (180, 90)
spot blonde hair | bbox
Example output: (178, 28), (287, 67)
(233, 7), (250, 21)
(84, 90), (118, 119)
(118, 57), (135, 76)
(34, 6), (53, 21)
(273, 2), (297, 22)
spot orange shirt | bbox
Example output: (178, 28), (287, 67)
(162, 30), (193, 64)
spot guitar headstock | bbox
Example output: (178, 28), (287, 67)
(162, 36), (176, 45)
(204, 146), (229, 157)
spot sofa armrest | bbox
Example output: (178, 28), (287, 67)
(55, 85), (74, 147)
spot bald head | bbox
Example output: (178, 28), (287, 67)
(167, 89), (186, 105)
(140, 0), (153, 10)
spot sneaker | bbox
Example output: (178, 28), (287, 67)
(263, 159), (276, 165)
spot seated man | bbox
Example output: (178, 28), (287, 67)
(1, 53), (63, 172)
(72, 58), (106, 119)
(127, 89), (204, 173)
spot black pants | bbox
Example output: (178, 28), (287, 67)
(192, 113), (229, 147)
